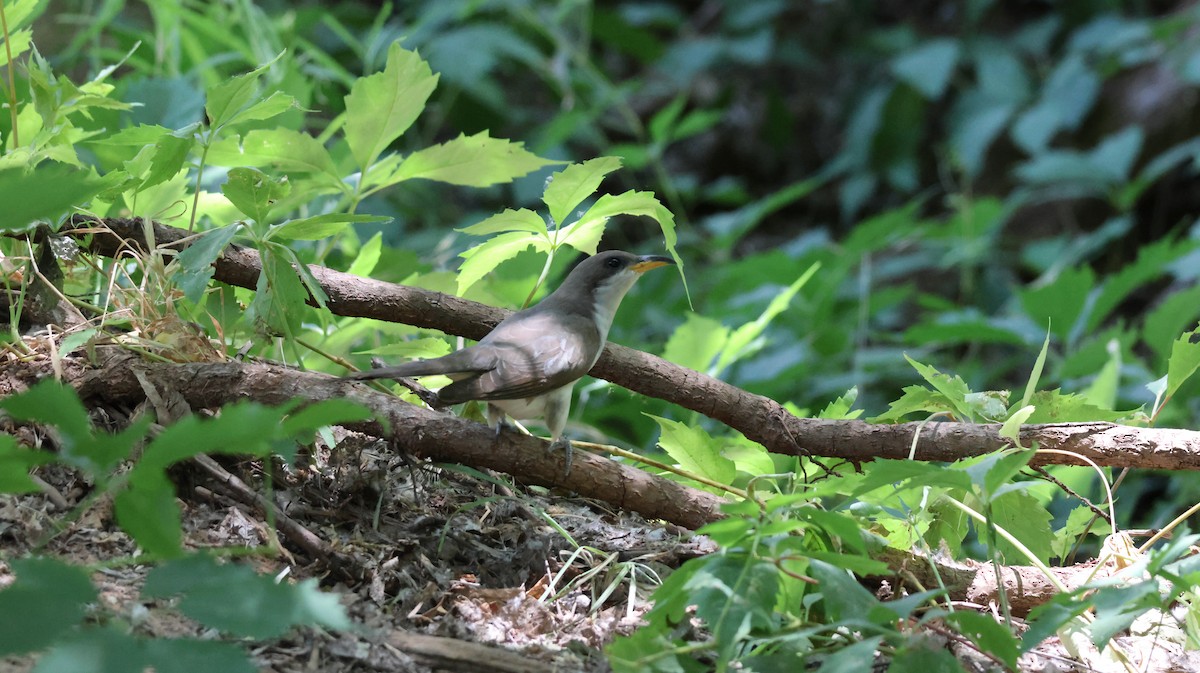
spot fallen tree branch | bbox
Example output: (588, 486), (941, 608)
(65, 215), (1200, 471)
(42, 349), (726, 531)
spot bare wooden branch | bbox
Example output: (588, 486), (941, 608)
(65, 215), (1200, 471)
(50, 349), (726, 531)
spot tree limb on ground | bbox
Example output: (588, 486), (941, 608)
(66, 215), (1200, 471)
(21, 348), (726, 531)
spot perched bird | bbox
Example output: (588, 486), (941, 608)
(344, 250), (675, 473)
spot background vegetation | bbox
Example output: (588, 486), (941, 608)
(5, 0), (1200, 671)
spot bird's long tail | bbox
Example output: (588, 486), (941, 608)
(340, 350), (485, 381)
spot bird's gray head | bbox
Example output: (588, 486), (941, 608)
(547, 250), (675, 337)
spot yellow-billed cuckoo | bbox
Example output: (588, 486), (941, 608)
(344, 250), (674, 473)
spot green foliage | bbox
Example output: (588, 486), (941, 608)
(9, 1), (1200, 669)
(0, 383), (362, 666)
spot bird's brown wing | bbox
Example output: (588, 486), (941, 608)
(437, 312), (598, 403)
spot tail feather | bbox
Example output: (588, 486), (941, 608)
(341, 349), (491, 381)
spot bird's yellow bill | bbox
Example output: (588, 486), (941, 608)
(631, 256), (674, 273)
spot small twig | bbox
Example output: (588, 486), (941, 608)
(191, 453), (347, 571)
(1028, 465), (1111, 524)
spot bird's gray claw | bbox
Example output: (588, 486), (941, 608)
(548, 437), (573, 476)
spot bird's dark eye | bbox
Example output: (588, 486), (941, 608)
(605, 257), (623, 269)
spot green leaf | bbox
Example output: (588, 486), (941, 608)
(892, 38), (960, 99)
(1024, 389), (1133, 423)
(140, 128), (197, 190)
(819, 388), (862, 420)
(989, 489), (1054, 563)
(569, 190), (670, 251)
(222, 167), (290, 224)
(346, 232), (384, 277)
(1082, 338), (1121, 410)
(226, 90), (297, 125)
(809, 560), (880, 623)
(32, 627), (148, 673)
(392, 131), (560, 187)
(1143, 285), (1200, 365)
(0, 165), (104, 232)
(279, 399), (372, 439)
(173, 223), (241, 303)
(249, 244), (313, 336)
(144, 556), (350, 639)
(813, 637), (884, 673)
(661, 313), (729, 374)
(143, 639), (257, 673)
(357, 337), (453, 358)
(457, 208), (547, 237)
(0, 435), (55, 493)
(344, 42), (438, 170)
(713, 264), (819, 375)
(647, 415), (736, 486)
(886, 642), (964, 673)
(114, 470), (183, 557)
(542, 157), (623, 226)
(1088, 237), (1191, 332)
(270, 213), (390, 241)
(205, 52), (283, 130)
(1020, 329), (1051, 409)
(456, 231), (541, 296)
(209, 128), (339, 179)
(999, 406), (1034, 445)
(0, 557), (97, 656)
(1017, 266), (1094, 343)
(1166, 329), (1200, 401)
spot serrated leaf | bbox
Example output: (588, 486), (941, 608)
(247, 245), (309, 336)
(279, 400), (371, 439)
(144, 556), (350, 639)
(0, 165), (104, 232)
(457, 208), (547, 237)
(989, 489), (1054, 563)
(270, 213), (390, 241)
(205, 52), (283, 130)
(173, 223), (241, 303)
(115, 470), (183, 557)
(0, 558), (97, 656)
(456, 231), (542, 296)
(819, 387), (862, 420)
(140, 130), (195, 190)
(226, 91), (297, 125)
(344, 43), (438, 170)
(0, 435), (55, 493)
(1166, 329), (1200, 400)
(1024, 389), (1133, 423)
(906, 356), (978, 421)
(91, 123), (172, 146)
(647, 415), (736, 485)
(209, 128), (339, 179)
(392, 131), (560, 186)
(542, 157), (623, 226)
(661, 313), (729, 374)
(222, 167), (289, 224)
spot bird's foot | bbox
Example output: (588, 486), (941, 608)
(547, 436), (573, 476)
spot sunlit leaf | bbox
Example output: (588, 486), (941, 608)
(344, 43), (438, 170)
(392, 131), (559, 186)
